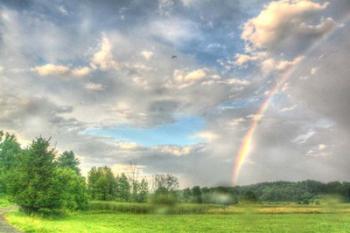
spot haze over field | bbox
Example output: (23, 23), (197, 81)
(0, 0), (350, 187)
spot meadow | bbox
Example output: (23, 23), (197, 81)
(5, 202), (350, 233)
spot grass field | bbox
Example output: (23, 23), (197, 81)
(0, 195), (12, 208)
(5, 203), (350, 233)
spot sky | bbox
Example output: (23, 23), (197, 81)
(0, 0), (350, 187)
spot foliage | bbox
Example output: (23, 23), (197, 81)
(152, 174), (179, 205)
(0, 131), (21, 194)
(57, 151), (80, 175)
(5, 136), (87, 213)
(178, 180), (350, 204)
(115, 173), (130, 201)
(8, 137), (61, 212)
(130, 178), (148, 202)
(0, 195), (12, 208)
(88, 166), (117, 201)
(53, 168), (88, 210)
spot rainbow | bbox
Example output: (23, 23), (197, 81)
(232, 70), (292, 185)
(231, 13), (350, 186)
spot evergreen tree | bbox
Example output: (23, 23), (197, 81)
(57, 151), (80, 174)
(116, 173), (130, 201)
(9, 137), (60, 212)
(0, 131), (21, 193)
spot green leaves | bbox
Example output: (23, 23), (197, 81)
(2, 135), (88, 213)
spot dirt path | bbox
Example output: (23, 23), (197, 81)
(0, 207), (22, 233)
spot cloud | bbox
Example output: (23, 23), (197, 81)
(90, 35), (120, 70)
(261, 56), (304, 74)
(141, 50), (154, 60)
(241, 0), (332, 52)
(193, 131), (219, 142)
(236, 0), (337, 75)
(175, 69), (206, 82)
(149, 17), (199, 45)
(71, 67), (91, 77)
(280, 104), (297, 112)
(32, 64), (70, 76)
(84, 82), (104, 91)
(155, 145), (193, 156)
(33, 64), (91, 77)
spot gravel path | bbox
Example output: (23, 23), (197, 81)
(0, 207), (22, 233)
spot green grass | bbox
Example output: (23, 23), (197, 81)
(6, 211), (350, 233)
(0, 195), (12, 208)
(6, 203), (350, 233)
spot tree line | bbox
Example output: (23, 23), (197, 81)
(1, 131), (350, 213)
(0, 131), (180, 212)
(178, 180), (350, 205)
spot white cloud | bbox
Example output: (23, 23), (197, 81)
(236, 0), (336, 75)
(90, 35), (120, 70)
(156, 145), (193, 156)
(85, 82), (104, 91)
(229, 117), (246, 127)
(141, 50), (154, 60)
(310, 67), (318, 75)
(293, 130), (315, 144)
(262, 56), (304, 74)
(318, 144), (327, 151)
(241, 0), (331, 50)
(280, 104), (297, 112)
(33, 64), (91, 77)
(71, 67), (91, 77)
(194, 131), (219, 142)
(32, 64), (70, 76)
(169, 69), (208, 88)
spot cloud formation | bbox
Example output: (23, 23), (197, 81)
(1, 0), (350, 187)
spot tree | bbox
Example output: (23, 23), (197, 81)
(57, 151), (80, 174)
(53, 168), (88, 210)
(8, 137), (87, 212)
(182, 188), (192, 203)
(116, 173), (130, 201)
(8, 137), (61, 212)
(0, 131), (21, 194)
(191, 186), (202, 203)
(136, 178), (148, 202)
(88, 166), (116, 200)
(243, 191), (258, 202)
(153, 174), (179, 193)
(152, 174), (179, 205)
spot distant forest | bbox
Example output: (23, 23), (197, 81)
(0, 131), (349, 213)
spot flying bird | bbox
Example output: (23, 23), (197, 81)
(171, 55), (177, 59)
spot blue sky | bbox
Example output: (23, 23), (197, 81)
(85, 117), (205, 146)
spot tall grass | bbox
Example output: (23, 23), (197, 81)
(88, 201), (220, 214)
